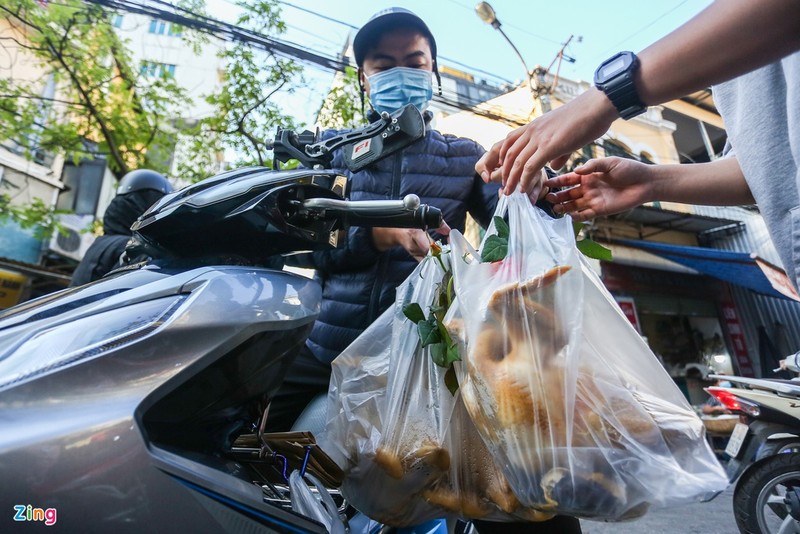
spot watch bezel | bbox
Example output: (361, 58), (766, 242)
(594, 51), (646, 120)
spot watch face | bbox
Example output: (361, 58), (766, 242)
(600, 56), (627, 80)
(595, 51), (635, 84)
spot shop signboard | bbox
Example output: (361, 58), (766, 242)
(0, 269), (26, 309)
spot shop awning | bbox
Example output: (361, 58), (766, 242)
(618, 239), (800, 302)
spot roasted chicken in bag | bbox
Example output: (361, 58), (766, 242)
(446, 192), (728, 520)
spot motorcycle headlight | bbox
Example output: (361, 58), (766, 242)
(0, 296), (186, 391)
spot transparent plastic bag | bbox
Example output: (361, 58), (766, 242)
(446, 192), (728, 520)
(321, 248), (568, 525)
(289, 470), (346, 534)
(321, 257), (456, 526)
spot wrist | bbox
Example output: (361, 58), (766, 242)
(587, 86), (621, 124)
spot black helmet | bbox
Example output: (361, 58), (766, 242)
(116, 169), (173, 195)
(353, 7), (437, 67)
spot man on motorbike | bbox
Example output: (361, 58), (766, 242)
(266, 6), (498, 430)
(266, 8), (579, 533)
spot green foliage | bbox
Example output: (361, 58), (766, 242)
(402, 241), (461, 395)
(0, 193), (68, 239)
(317, 66), (364, 129)
(480, 216), (509, 262)
(0, 0), (191, 177)
(177, 0), (301, 182)
(572, 220), (613, 261)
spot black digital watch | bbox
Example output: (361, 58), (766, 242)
(594, 51), (646, 120)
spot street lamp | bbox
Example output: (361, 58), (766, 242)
(475, 2), (535, 97)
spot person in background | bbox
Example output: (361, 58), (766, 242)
(70, 169), (172, 286)
(702, 377), (733, 416)
(476, 0), (800, 291)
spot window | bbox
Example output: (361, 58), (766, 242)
(140, 61), (176, 78)
(112, 14), (123, 28)
(148, 19), (182, 37)
(602, 141), (636, 160)
(57, 160), (106, 216)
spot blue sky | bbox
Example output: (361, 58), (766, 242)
(206, 0), (714, 126)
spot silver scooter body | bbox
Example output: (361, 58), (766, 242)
(0, 105), (434, 532)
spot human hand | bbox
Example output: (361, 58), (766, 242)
(475, 88), (618, 195)
(372, 221), (450, 261)
(544, 157), (655, 221)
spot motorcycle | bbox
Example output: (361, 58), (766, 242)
(0, 104), (442, 533)
(706, 373), (800, 534)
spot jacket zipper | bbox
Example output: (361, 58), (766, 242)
(367, 151), (403, 322)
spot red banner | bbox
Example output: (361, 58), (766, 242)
(721, 300), (755, 377)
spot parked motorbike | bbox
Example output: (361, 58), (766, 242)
(0, 105), (441, 533)
(706, 373), (800, 534)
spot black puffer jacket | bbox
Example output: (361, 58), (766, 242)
(292, 119), (500, 363)
(70, 190), (164, 287)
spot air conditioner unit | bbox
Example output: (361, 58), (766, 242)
(48, 214), (96, 262)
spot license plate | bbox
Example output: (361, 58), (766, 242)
(726, 423), (749, 457)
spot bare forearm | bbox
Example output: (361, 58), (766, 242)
(648, 158), (754, 206)
(636, 0), (800, 106)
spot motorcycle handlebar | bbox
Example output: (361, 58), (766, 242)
(303, 194), (443, 230)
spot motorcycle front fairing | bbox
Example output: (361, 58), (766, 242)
(131, 167), (350, 262)
(0, 265), (324, 532)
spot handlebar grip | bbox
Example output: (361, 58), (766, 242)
(344, 205), (442, 230)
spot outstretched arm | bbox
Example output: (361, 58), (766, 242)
(476, 0), (800, 196)
(544, 156), (753, 222)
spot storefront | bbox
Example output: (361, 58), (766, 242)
(601, 261), (746, 405)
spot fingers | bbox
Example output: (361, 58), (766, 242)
(436, 220), (451, 236)
(500, 132), (532, 193)
(550, 154), (571, 170)
(544, 171), (581, 190)
(476, 141), (502, 182)
(574, 157), (614, 174)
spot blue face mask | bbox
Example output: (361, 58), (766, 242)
(367, 67), (433, 114)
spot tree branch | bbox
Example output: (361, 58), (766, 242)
(0, 93), (87, 107)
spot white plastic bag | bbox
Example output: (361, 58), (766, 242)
(447, 192), (728, 520)
(289, 470), (346, 533)
(321, 248), (570, 525)
(321, 257), (456, 526)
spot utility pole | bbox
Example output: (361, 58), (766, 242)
(545, 34), (579, 95)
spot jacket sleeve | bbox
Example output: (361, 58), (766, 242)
(464, 143), (501, 228)
(284, 217), (384, 273)
(468, 171), (501, 229)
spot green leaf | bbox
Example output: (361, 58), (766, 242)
(493, 216), (510, 239)
(403, 303), (426, 324)
(445, 343), (461, 366)
(418, 317), (442, 347)
(572, 220), (584, 238)
(444, 366), (459, 395)
(481, 235), (508, 263)
(576, 238), (613, 261)
(430, 342), (447, 367)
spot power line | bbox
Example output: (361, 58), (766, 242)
(88, 0), (351, 71)
(273, 0), (513, 85)
(591, 0), (690, 61)
(89, 0), (526, 125)
(277, 0), (357, 30)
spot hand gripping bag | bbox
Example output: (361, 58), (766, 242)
(446, 192), (728, 520)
